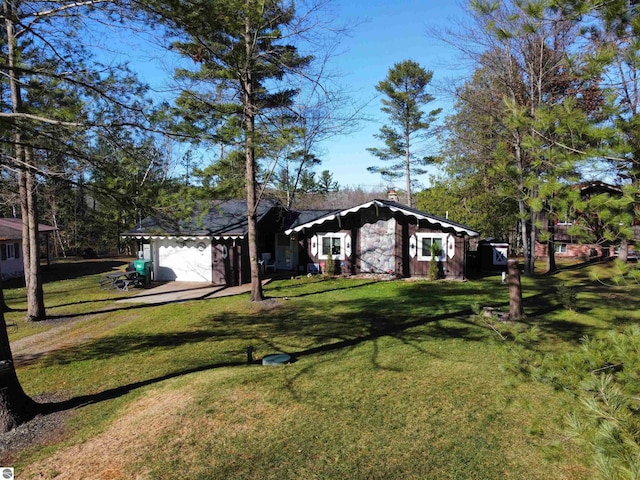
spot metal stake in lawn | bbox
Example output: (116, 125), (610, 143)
(246, 346), (255, 364)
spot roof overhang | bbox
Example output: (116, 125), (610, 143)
(122, 234), (245, 241)
(285, 200), (480, 237)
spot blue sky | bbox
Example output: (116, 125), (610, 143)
(115, 1), (472, 189)
(316, 1), (470, 189)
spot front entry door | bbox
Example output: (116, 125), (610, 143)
(276, 234), (294, 270)
(212, 243), (228, 285)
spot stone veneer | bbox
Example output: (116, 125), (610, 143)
(359, 219), (396, 274)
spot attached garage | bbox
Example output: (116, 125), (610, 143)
(153, 238), (213, 282)
(123, 199), (286, 286)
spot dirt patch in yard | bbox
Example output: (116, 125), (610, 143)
(11, 312), (141, 368)
(16, 389), (193, 480)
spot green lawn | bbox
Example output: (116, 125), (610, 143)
(4, 258), (638, 479)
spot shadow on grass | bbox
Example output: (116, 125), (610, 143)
(27, 278), (383, 323)
(41, 301), (192, 321)
(545, 257), (613, 275)
(27, 278), (491, 412)
(29, 283), (228, 322)
(27, 276), (621, 420)
(3, 259), (130, 291)
(267, 278), (382, 299)
(38, 299), (479, 416)
(45, 282), (225, 310)
(40, 359), (246, 414)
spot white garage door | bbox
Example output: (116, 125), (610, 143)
(156, 239), (212, 282)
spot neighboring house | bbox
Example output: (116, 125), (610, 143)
(124, 198), (480, 284)
(0, 218), (56, 280)
(534, 181), (640, 259)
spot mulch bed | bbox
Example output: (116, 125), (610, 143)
(0, 394), (72, 465)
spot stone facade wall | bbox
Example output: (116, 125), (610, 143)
(359, 219), (396, 274)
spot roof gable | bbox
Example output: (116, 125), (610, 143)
(284, 199), (480, 237)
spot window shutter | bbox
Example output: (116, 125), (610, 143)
(447, 235), (455, 259)
(344, 234), (352, 257)
(409, 235), (417, 258)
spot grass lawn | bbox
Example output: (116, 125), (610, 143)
(3, 258), (638, 479)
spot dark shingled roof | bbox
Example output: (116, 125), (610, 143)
(285, 209), (340, 230)
(125, 198), (480, 239)
(127, 199), (280, 237)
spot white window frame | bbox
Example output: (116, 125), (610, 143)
(554, 243), (568, 254)
(317, 233), (347, 260)
(416, 233), (447, 262)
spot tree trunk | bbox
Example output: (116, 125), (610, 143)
(618, 238), (629, 263)
(19, 169), (31, 293)
(23, 172), (46, 321)
(19, 167), (46, 321)
(507, 258), (524, 320)
(547, 239), (557, 273)
(0, 298), (36, 433)
(0, 17), (39, 418)
(0, 269), (10, 313)
(25, 154), (46, 321)
(405, 136), (412, 208)
(5, 0), (46, 320)
(243, 8), (264, 302)
(528, 210), (537, 275)
(547, 218), (557, 273)
(518, 199), (534, 276)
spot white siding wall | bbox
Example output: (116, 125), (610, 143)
(0, 240), (23, 279)
(0, 258), (23, 279)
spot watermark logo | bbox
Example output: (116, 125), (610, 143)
(1, 468), (14, 480)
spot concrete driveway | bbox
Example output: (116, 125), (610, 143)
(116, 280), (271, 305)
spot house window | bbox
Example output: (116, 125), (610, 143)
(416, 233), (446, 261)
(555, 243), (568, 254)
(1, 243), (20, 261)
(318, 233), (346, 260)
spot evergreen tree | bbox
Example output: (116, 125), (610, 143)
(0, 0), (155, 432)
(148, 0), (316, 301)
(415, 177), (519, 241)
(569, 0), (640, 262)
(194, 150), (248, 200)
(316, 170), (339, 194)
(440, 0), (606, 275)
(367, 59), (441, 207)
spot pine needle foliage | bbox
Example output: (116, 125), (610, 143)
(530, 326), (640, 480)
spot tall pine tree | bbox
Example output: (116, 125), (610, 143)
(367, 59), (441, 207)
(148, 0), (313, 301)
